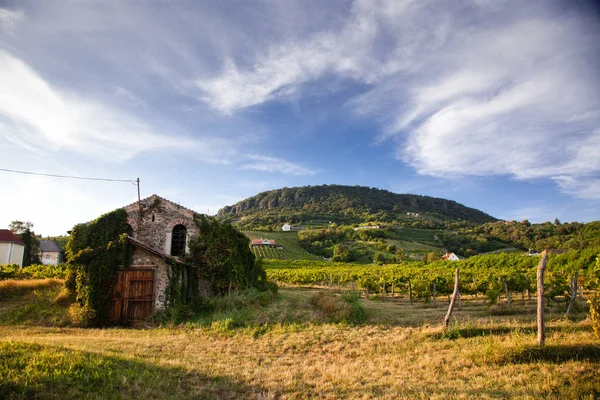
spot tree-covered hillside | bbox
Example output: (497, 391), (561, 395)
(218, 185), (497, 228)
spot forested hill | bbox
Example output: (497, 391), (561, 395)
(217, 185), (497, 227)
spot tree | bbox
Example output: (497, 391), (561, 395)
(332, 244), (350, 262)
(9, 220), (33, 234)
(424, 252), (442, 264)
(554, 218), (561, 226)
(10, 220), (40, 266)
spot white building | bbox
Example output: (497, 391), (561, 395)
(442, 252), (460, 261)
(0, 229), (25, 267)
(282, 223), (291, 231)
(39, 240), (62, 265)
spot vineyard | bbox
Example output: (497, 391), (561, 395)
(243, 231), (323, 260)
(265, 249), (600, 304)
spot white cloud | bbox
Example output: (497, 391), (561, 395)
(0, 50), (199, 162)
(0, 8), (25, 35)
(240, 155), (318, 176)
(193, 0), (600, 199)
(195, 0), (402, 113)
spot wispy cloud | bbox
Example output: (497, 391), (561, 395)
(0, 50), (200, 162)
(0, 8), (25, 35)
(194, 0), (600, 199)
(240, 155), (318, 176)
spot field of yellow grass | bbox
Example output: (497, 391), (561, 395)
(1, 282), (599, 399)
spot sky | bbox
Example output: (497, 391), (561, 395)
(0, 0), (599, 236)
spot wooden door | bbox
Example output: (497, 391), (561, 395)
(110, 269), (155, 323)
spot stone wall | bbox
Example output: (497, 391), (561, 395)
(130, 244), (212, 310)
(124, 195), (200, 255)
(124, 195), (212, 310)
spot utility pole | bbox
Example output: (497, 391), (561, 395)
(137, 178), (142, 221)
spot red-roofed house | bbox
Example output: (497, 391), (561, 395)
(251, 238), (277, 247)
(0, 229), (25, 267)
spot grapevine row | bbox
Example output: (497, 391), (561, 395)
(265, 250), (600, 300)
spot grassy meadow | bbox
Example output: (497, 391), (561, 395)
(1, 279), (599, 399)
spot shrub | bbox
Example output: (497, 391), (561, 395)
(310, 291), (366, 324)
(188, 215), (270, 294)
(341, 291), (367, 324)
(0, 264), (19, 280)
(68, 303), (95, 326)
(66, 208), (131, 326)
(0, 264), (67, 280)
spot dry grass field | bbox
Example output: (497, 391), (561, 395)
(1, 281), (599, 399)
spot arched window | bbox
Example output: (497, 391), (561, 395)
(125, 224), (134, 237)
(171, 224), (187, 257)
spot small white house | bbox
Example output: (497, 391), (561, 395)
(0, 229), (25, 267)
(282, 223), (291, 231)
(442, 252), (460, 261)
(39, 240), (62, 265)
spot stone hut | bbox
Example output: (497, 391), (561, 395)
(109, 195), (210, 323)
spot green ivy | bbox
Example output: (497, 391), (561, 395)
(164, 261), (198, 308)
(188, 214), (269, 295)
(65, 209), (131, 326)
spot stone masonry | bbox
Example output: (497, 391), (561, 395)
(123, 194), (200, 254)
(121, 194), (210, 310)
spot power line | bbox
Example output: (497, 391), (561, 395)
(0, 168), (136, 184)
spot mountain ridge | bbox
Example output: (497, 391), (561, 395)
(217, 184), (497, 227)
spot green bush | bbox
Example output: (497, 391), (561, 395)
(66, 208), (131, 327)
(188, 215), (270, 294)
(0, 264), (67, 280)
(310, 291), (366, 324)
(341, 291), (367, 324)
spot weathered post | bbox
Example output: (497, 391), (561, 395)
(565, 271), (579, 317)
(408, 279), (413, 305)
(432, 281), (437, 306)
(391, 283), (395, 299)
(444, 268), (460, 329)
(382, 282), (386, 301)
(537, 250), (548, 346)
(503, 277), (512, 305)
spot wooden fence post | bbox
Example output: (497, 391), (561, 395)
(565, 271), (579, 317)
(391, 283), (395, 299)
(444, 268), (460, 329)
(432, 282), (437, 306)
(537, 250), (548, 346)
(503, 277), (512, 305)
(408, 280), (413, 305)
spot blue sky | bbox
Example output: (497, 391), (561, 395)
(0, 0), (599, 236)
